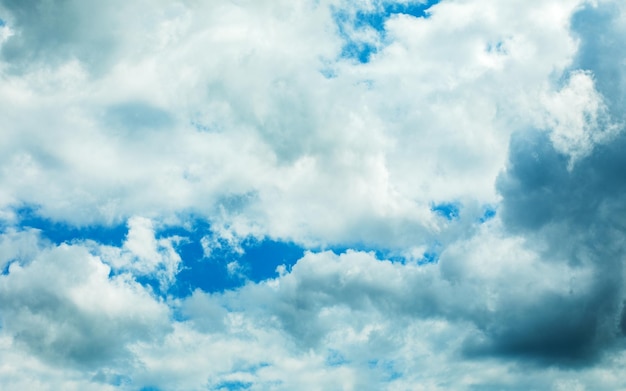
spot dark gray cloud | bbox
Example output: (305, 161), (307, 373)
(571, 2), (626, 121)
(341, 2), (626, 368)
(486, 129), (626, 365)
(475, 2), (626, 365)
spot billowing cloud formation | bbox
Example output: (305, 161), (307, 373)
(1, 0), (626, 389)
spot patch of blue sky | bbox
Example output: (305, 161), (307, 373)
(417, 240), (442, 265)
(13, 206), (127, 246)
(419, 250), (439, 265)
(431, 202), (460, 220)
(480, 206), (497, 223)
(324, 243), (407, 264)
(2, 261), (13, 276)
(163, 249), (242, 297)
(341, 41), (378, 64)
(157, 219), (304, 297)
(334, 0), (440, 63)
(0, 18), (5, 27)
(332, 9), (375, 64)
(9, 206), (445, 297)
(213, 381), (253, 391)
(355, 1), (439, 32)
(10, 207), (304, 296)
(323, 242), (442, 266)
(385, 0), (441, 19)
(240, 239), (304, 282)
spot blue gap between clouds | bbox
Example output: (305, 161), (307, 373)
(213, 381), (253, 391)
(325, 242), (439, 266)
(10, 207), (448, 296)
(431, 201), (496, 223)
(158, 220), (305, 297)
(355, 0), (440, 32)
(14, 206), (127, 246)
(480, 206), (496, 223)
(431, 202), (460, 220)
(1, 261), (13, 276)
(334, 0), (439, 63)
(11, 207), (305, 296)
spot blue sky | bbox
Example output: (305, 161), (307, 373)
(1, 0), (626, 390)
(335, 0), (439, 63)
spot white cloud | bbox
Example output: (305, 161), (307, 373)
(93, 216), (182, 290)
(540, 70), (621, 166)
(0, 0), (585, 248)
(0, 227), (42, 270)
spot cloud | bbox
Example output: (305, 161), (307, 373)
(0, 233), (171, 370)
(494, 130), (626, 364)
(113, 216), (182, 289)
(1, 0), (626, 389)
(540, 70), (620, 166)
(0, 0), (580, 246)
(479, 1), (626, 367)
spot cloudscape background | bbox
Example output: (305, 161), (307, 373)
(1, 0), (626, 389)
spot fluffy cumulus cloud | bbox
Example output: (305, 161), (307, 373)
(1, 0), (626, 389)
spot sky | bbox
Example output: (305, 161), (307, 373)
(0, 0), (625, 389)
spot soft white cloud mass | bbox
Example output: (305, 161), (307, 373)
(1, 0), (626, 389)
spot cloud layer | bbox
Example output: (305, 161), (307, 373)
(1, 0), (626, 389)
